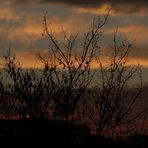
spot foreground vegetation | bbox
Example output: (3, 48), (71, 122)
(0, 12), (147, 146)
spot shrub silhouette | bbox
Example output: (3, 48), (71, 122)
(0, 11), (147, 147)
(0, 52), (54, 119)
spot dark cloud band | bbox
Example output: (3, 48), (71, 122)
(8, 0), (148, 13)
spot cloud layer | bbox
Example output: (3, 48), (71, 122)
(0, 0), (147, 71)
(9, 0), (148, 13)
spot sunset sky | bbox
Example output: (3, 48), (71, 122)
(0, 0), (148, 81)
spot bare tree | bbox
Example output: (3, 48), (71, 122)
(0, 10), (145, 138)
(39, 12), (109, 122)
(83, 30), (144, 136)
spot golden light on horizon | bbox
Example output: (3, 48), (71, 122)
(0, 50), (148, 69)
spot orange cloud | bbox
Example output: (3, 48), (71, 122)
(0, 48), (148, 70)
(0, 5), (19, 21)
(0, 51), (42, 69)
(4, 12), (88, 46)
(76, 4), (111, 15)
(44, 15), (88, 36)
(7, 20), (42, 44)
(14, 50), (44, 68)
(105, 24), (148, 45)
(127, 57), (148, 68)
(72, 4), (148, 16)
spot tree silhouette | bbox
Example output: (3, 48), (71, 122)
(39, 12), (109, 122)
(82, 30), (144, 136)
(0, 11), (147, 139)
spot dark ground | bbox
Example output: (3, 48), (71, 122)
(0, 119), (147, 148)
